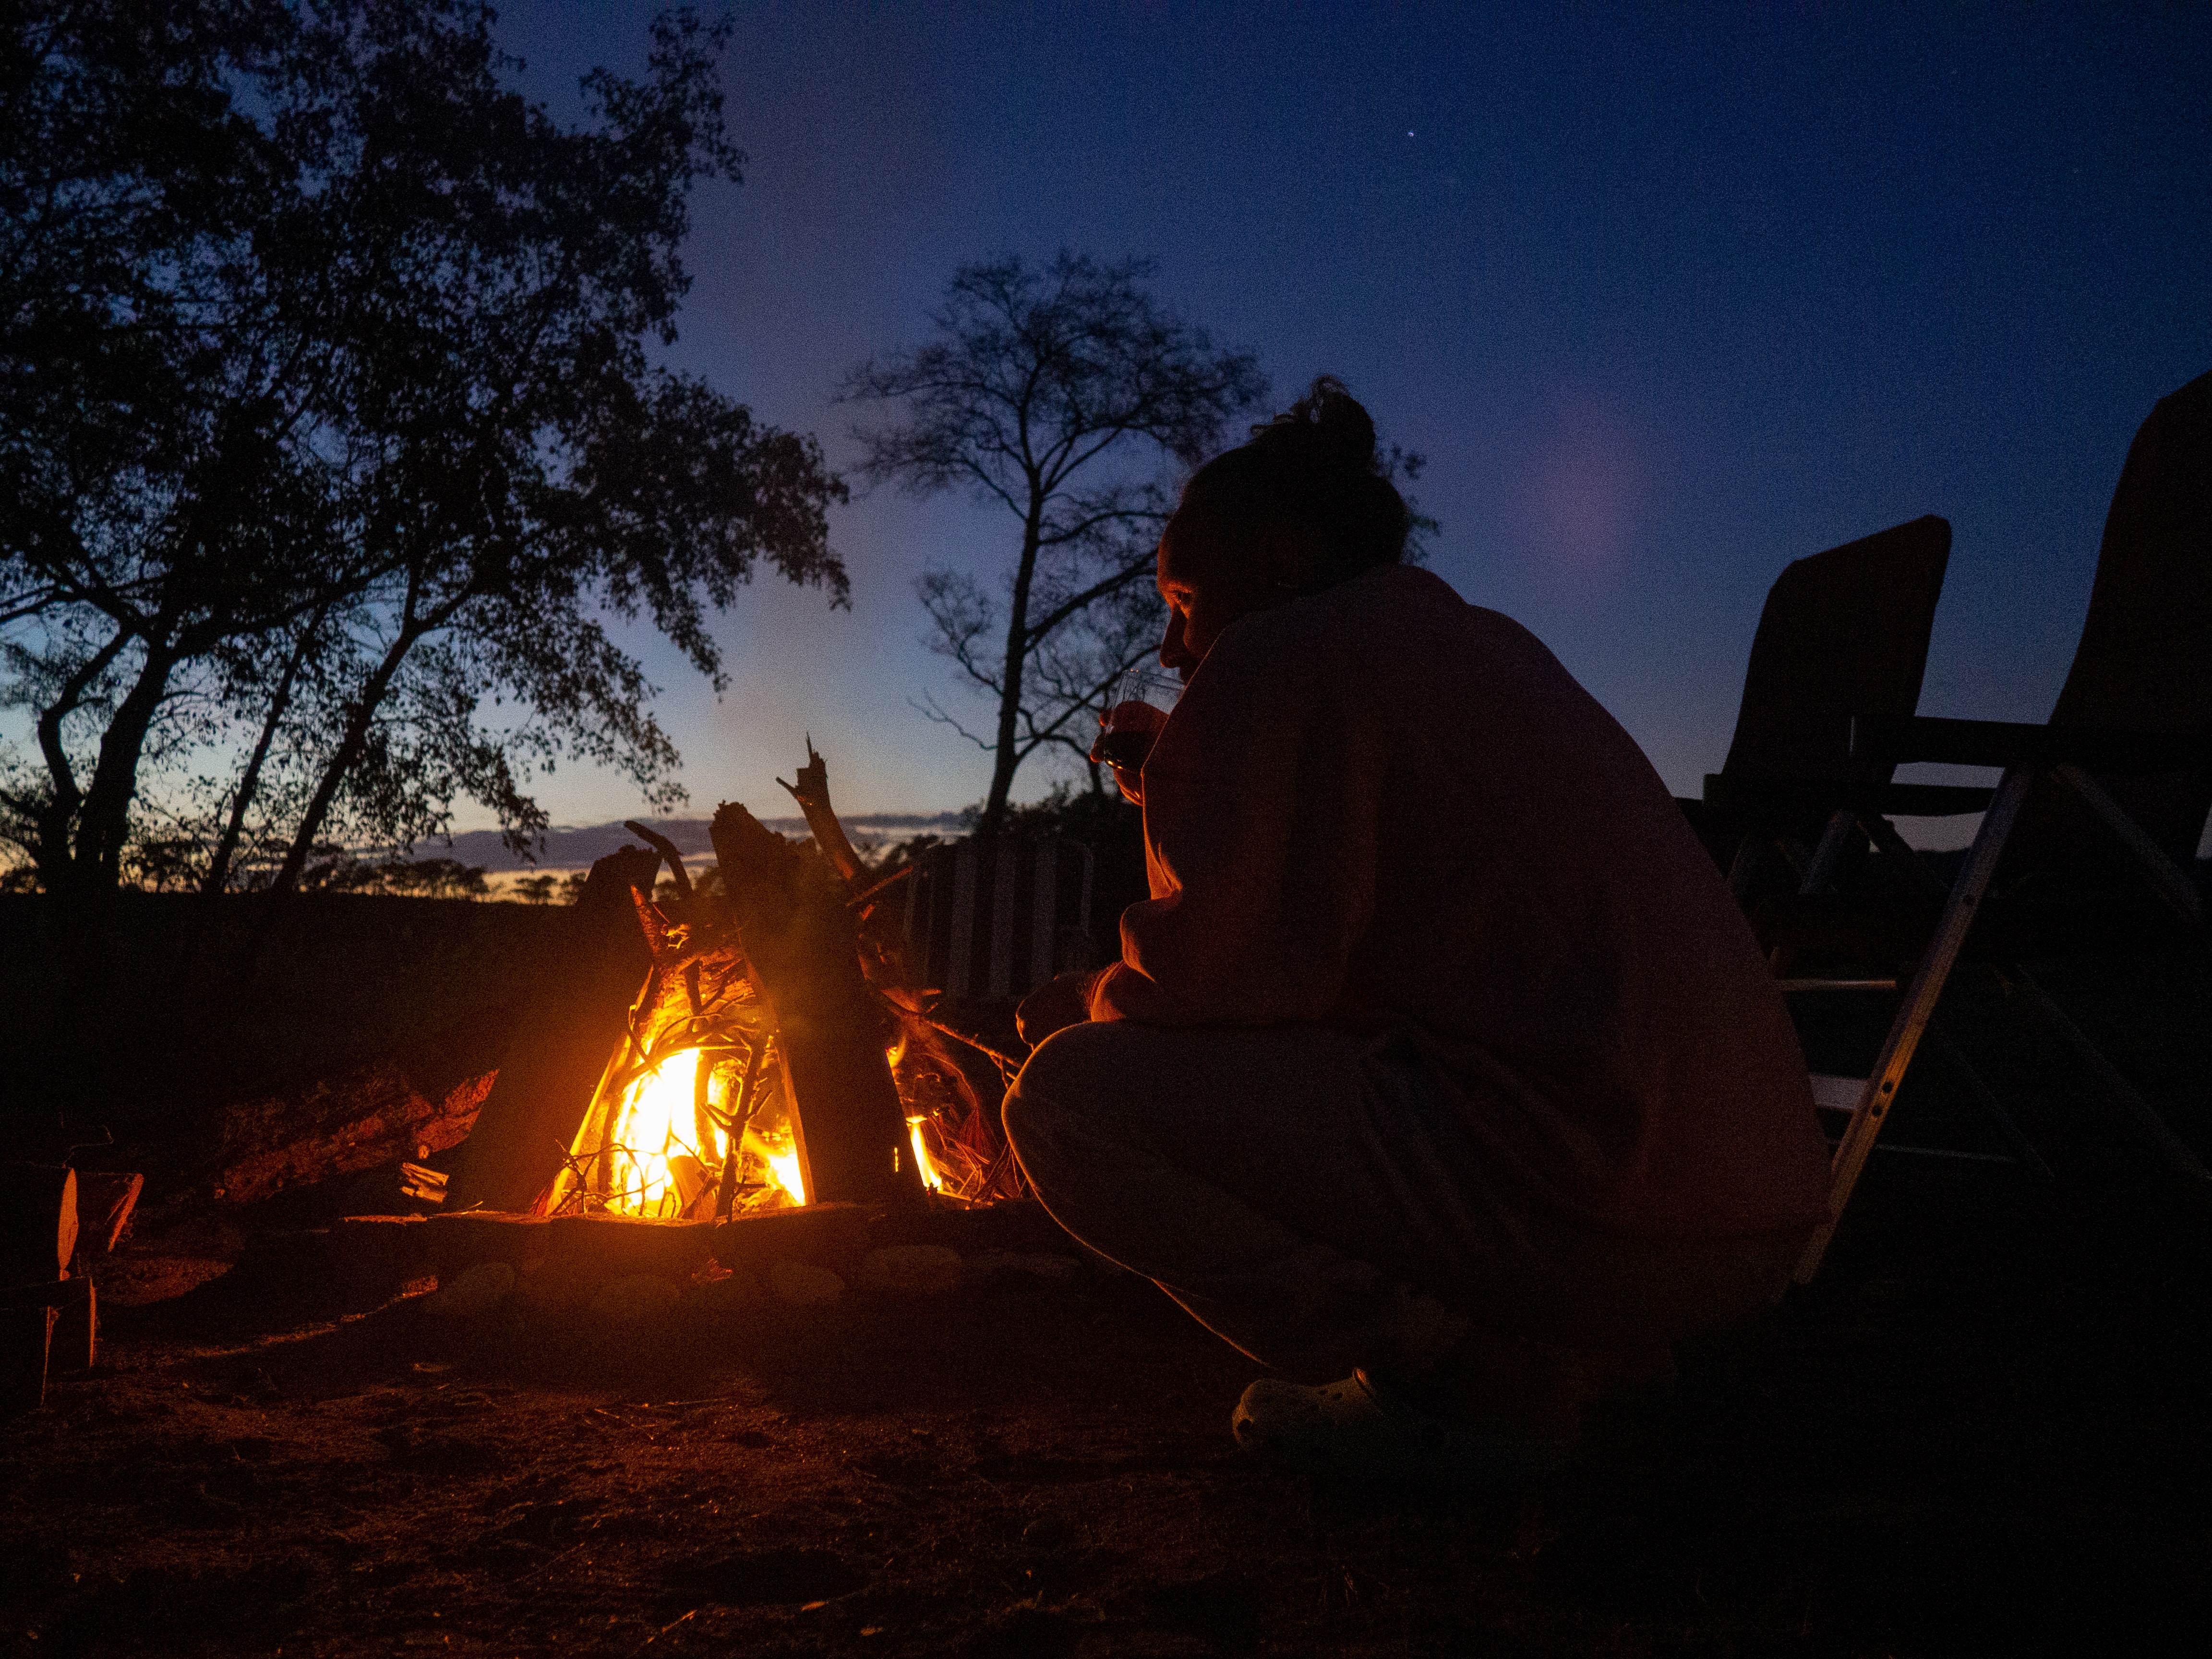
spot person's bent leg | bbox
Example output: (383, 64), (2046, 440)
(1004, 1020), (1471, 1384)
(1007, 1017), (1812, 1475)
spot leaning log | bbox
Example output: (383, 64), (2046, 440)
(779, 741), (868, 885)
(47, 1275), (96, 1373)
(443, 846), (663, 1214)
(0, 1165), (77, 1281)
(72, 1171), (142, 1259)
(710, 803), (924, 1207)
(1, 1305), (57, 1417)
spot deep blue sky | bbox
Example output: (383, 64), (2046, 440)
(491, 1), (2211, 839)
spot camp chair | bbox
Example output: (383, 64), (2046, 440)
(1688, 516), (2048, 1194)
(1759, 369), (2212, 1281)
(1694, 515), (1962, 905)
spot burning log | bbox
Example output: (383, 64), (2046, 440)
(779, 739), (869, 885)
(1, 1305), (56, 1417)
(711, 802), (924, 1208)
(48, 1275), (96, 1372)
(542, 874), (786, 1220)
(445, 743), (1022, 1225)
(0, 1164), (77, 1281)
(445, 846), (662, 1214)
(71, 1171), (142, 1261)
(773, 744), (1031, 1204)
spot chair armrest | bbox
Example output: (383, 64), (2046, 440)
(1850, 714), (2212, 774)
(1703, 772), (1995, 820)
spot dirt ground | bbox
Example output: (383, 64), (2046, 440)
(5, 1150), (2210, 1659)
(6, 906), (2208, 1657)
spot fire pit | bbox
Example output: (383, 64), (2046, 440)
(367, 744), (1076, 1311)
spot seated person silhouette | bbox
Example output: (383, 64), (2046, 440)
(1006, 378), (1831, 1482)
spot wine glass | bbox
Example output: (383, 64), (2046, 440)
(1091, 665), (1179, 771)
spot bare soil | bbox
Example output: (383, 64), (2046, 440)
(6, 903), (2208, 1657)
(5, 1154), (2210, 1659)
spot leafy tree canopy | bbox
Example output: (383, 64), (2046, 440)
(0, 0), (848, 906)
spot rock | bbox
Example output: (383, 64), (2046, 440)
(967, 1250), (1082, 1285)
(685, 1268), (760, 1315)
(586, 1273), (684, 1323)
(858, 1244), (963, 1295)
(769, 1259), (844, 1306)
(424, 1211), (551, 1276)
(713, 1202), (872, 1277)
(547, 1214), (715, 1279)
(421, 1260), (515, 1318)
(509, 1264), (604, 1320)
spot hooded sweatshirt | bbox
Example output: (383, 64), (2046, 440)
(1088, 563), (1831, 1241)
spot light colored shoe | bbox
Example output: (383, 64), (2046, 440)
(1230, 1369), (1574, 1485)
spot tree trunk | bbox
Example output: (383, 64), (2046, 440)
(203, 606), (325, 895)
(980, 510), (1046, 836)
(710, 802), (924, 1207)
(28, 626), (131, 890)
(61, 633), (180, 900)
(267, 620), (421, 896)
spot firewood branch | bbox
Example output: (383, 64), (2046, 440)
(778, 737), (868, 885)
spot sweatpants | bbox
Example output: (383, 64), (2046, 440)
(1004, 1020), (1803, 1408)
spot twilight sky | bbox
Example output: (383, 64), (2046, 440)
(488, 1), (2211, 838)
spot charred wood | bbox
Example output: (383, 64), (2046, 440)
(778, 740), (868, 886)
(0, 1164), (78, 1279)
(709, 803), (924, 1208)
(1, 1305), (57, 1417)
(71, 1171), (142, 1259)
(622, 820), (694, 900)
(444, 846), (662, 1214)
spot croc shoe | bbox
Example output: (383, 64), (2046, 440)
(1230, 1369), (1574, 1485)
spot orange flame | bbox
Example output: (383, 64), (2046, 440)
(907, 1115), (944, 1193)
(594, 1047), (806, 1216)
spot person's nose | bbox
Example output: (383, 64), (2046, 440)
(1159, 610), (1195, 674)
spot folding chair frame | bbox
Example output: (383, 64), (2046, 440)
(1790, 716), (2211, 1281)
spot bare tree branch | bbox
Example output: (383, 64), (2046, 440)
(838, 252), (1265, 831)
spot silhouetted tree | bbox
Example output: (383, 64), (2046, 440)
(839, 253), (1265, 834)
(0, 1), (847, 908)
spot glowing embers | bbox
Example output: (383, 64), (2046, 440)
(551, 1041), (806, 1219)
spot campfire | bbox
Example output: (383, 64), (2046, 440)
(5, 743), (1091, 1417)
(444, 743), (1039, 1231)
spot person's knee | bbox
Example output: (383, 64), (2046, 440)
(1002, 1021), (1119, 1154)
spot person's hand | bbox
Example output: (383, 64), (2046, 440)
(1016, 968), (1103, 1046)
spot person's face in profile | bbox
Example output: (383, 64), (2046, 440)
(1155, 515), (1317, 681)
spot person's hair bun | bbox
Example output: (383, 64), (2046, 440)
(1248, 375), (1379, 476)
(1171, 373), (1412, 588)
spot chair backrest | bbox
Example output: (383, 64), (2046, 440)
(2012, 368), (2212, 875)
(1721, 515), (1953, 784)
